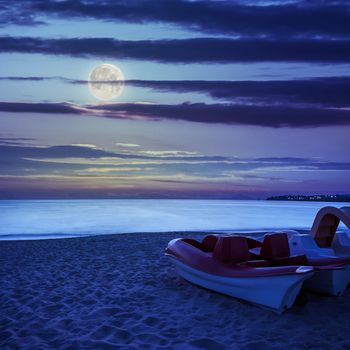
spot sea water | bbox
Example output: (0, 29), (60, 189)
(0, 199), (348, 240)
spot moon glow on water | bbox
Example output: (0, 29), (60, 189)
(88, 63), (124, 100)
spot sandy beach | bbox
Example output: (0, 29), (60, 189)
(1, 231), (350, 350)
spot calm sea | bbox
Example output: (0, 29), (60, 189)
(0, 199), (349, 240)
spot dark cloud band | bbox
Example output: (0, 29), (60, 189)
(1, 101), (350, 128)
(1, 36), (350, 63)
(126, 78), (350, 107)
(1, 76), (350, 107)
(2, 0), (350, 38)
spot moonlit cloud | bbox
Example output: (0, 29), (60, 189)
(1, 141), (349, 198)
(137, 150), (199, 157)
(70, 143), (98, 149)
(2, 143), (350, 176)
(115, 143), (140, 148)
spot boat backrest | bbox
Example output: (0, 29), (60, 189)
(260, 233), (290, 260)
(311, 206), (350, 247)
(202, 235), (218, 252)
(213, 236), (250, 264)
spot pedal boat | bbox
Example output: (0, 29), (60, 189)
(166, 235), (314, 313)
(246, 231), (350, 296)
(286, 206), (350, 295)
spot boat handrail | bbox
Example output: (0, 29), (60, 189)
(310, 206), (350, 247)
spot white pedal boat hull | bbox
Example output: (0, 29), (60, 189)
(288, 232), (350, 295)
(171, 258), (313, 313)
(303, 267), (350, 296)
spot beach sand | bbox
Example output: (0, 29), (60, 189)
(1, 231), (350, 350)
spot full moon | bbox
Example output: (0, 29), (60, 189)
(88, 63), (124, 101)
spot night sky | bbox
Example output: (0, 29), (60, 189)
(0, 0), (349, 199)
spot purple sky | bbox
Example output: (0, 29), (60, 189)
(0, 0), (349, 199)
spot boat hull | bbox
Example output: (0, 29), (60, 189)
(303, 267), (350, 296)
(170, 257), (313, 313)
(288, 232), (350, 295)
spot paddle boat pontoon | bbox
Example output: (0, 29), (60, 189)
(248, 231), (350, 296)
(166, 234), (315, 313)
(287, 206), (350, 295)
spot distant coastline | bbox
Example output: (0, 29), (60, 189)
(266, 194), (350, 202)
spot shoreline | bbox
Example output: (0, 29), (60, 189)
(2, 231), (350, 349)
(0, 228), (306, 242)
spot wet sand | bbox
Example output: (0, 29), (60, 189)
(1, 231), (350, 349)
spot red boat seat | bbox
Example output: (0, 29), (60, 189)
(202, 235), (218, 252)
(260, 233), (307, 265)
(213, 236), (250, 264)
(260, 233), (291, 260)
